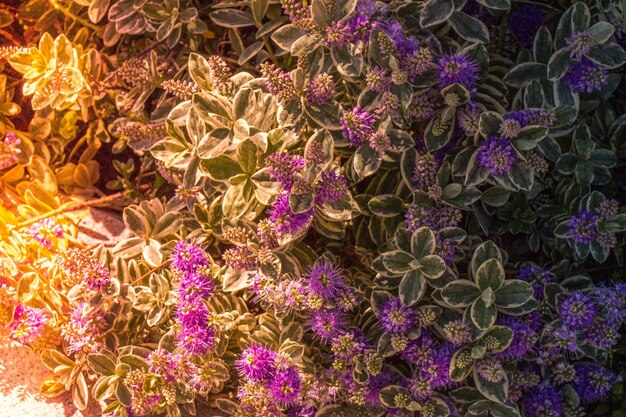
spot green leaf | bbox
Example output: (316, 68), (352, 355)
(479, 112), (503, 138)
(151, 212), (182, 239)
(475, 0), (509, 10)
(381, 250), (415, 274)
(115, 382), (132, 407)
(473, 367), (509, 403)
(503, 63), (547, 87)
(210, 9), (255, 27)
(353, 142), (382, 179)
(450, 347), (475, 382)
(512, 126), (548, 151)
(574, 160), (593, 184)
(200, 155), (243, 181)
(419, 0), (454, 28)
(481, 326), (514, 352)
(589, 21), (615, 44)
(411, 227), (436, 259)
(570, 1), (590, 32)
(188, 53), (212, 91)
(399, 270), (426, 306)
(589, 149), (617, 168)
(586, 44), (626, 69)
(547, 48), (571, 80)
(471, 297), (497, 329)
(441, 280), (481, 307)
(597, 214), (626, 233)
(271, 24), (305, 51)
(368, 195), (404, 218)
(237, 139), (257, 174)
(475, 259), (505, 291)
(123, 207), (150, 238)
(470, 241), (502, 277)
(481, 187), (510, 207)
(418, 255), (446, 279)
(495, 280), (534, 308)
(448, 11), (490, 44)
(87, 354), (116, 376)
(72, 372), (89, 410)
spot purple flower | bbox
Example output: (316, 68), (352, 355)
(403, 47), (436, 79)
(517, 265), (553, 300)
(366, 67), (390, 93)
(306, 258), (345, 300)
(171, 241), (209, 273)
(178, 271), (214, 301)
(378, 298), (416, 335)
(405, 205), (463, 232)
(508, 4), (545, 48)
(409, 374), (433, 401)
(315, 170), (348, 204)
(236, 344), (277, 382)
(268, 193), (314, 237)
(495, 317), (538, 360)
(568, 210), (598, 244)
(505, 109), (556, 128)
(28, 218), (63, 249)
(265, 152), (305, 189)
(566, 31), (594, 58)
(435, 235), (456, 264)
(269, 366), (301, 405)
(548, 324), (579, 352)
(9, 303), (48, 345)
(147, 349), (181, 382)
(558, 292), (598, 330)
(438, 51), (479, 89)
(260, 62), (297, 102)
(596, 199), (619, 219)
(477, 136), (517, 176)
(309, 308), (347, 341)
(340, 107), (377, 147)
(573, 363), (622, 403)
(411, 153), (440, 192)
(586, 323), (620, 349)
(63, 302), (107, 354)
(523, 384), (563, 417)
(369, 131), (392, 154)
(366, 370), (396, 407)
(443, 320), (472, 346)
(409, 91), (440, 122)
(325, 20), (352, 47)
(306, 73), (334, 105)
(401, 330), (437, 365)
(457, 104), (481, 135)
(563, 58), (609, 94)
(176, 296), (209, 328)
(426, 344), (454, 389)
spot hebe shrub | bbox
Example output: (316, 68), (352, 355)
(0, 1), (626, 417)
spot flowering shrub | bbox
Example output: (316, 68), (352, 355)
(1, 1), (626, 417)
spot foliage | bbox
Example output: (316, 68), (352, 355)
(1, 1), (626, 417)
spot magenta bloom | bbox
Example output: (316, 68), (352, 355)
(236, 344), (277, 382)
(411, 153), (440, 192)
(477, 136), (517, 176)
(573, 364), (622, 404)
(171, 241), (209, 273)
(177, 325), (215, 356)
(9, 303), (48, 345)
(378, 298), (416, 335)
(306, 73), (334, 105)
(63, 302), (107, 354)
(568, 210), (598, 244)
(325, 20), (352, 47)
(269, 366), (301, 405)
(340, 107), (377, 147)
(309, 308), (347, 341)
(405, 205), (463, 232)
(178, 271), (214, 301)
(28, 218), (63, 249)
(523, 384), (563, 417)
(563, 58), (609, 94)
(315, 170), (348, 204)
(268, 193), (314, 237)
(306, 258), (345, 300)
(517, 265), (553, 300)
(558, 292), (598, 330)
(265, 152), (305, 189)
(438, 51), (479, 89)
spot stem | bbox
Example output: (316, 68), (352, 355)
(130, 260), (168, 285)
(13, 186), (148, 230)
(48, 0), (98, 31)
(261, 35), (278, 65)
